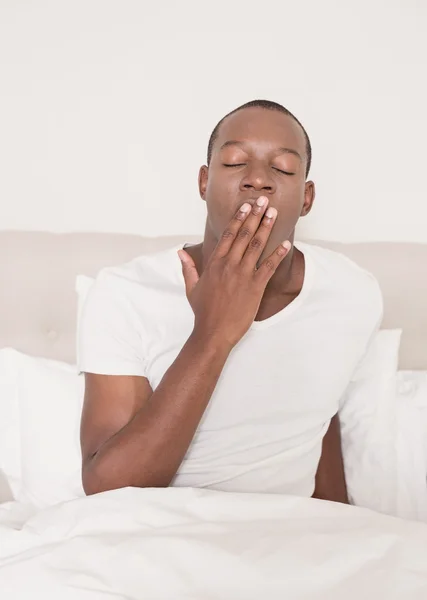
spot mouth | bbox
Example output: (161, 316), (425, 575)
(244, 195), (268, 205)
(242, 195), (274, 212)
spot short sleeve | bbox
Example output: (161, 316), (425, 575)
(348, 277), (384, 385)
(77, 273), (148, 377)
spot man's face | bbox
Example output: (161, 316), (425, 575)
(199, 107), (315, 259)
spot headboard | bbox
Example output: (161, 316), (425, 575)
(1, 232), (426, 369)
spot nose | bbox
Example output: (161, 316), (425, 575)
(239, 161), (275, 195)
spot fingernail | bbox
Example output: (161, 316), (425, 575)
(256, 196), (267, 207)
(239, 203), (251, 213)
(265, 207), (277, 219)
(281, 240), (292, 251)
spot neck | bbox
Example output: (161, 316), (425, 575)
(191, 225), (300, 298)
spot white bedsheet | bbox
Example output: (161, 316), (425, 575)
(1, 487), (427, 599)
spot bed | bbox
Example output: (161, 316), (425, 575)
(1, 231), (427, 599)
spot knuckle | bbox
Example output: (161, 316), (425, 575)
(208, 256), (219, 270)
(259, 218), (272, 229)
(211, 255), (225, 270)
(264, 258), (276, 272)
(221, 228), (235, 241)
(223, 259), (233, 273)
(222, 259), (236, 277)
(235, 211), (247, 222)
(249, 237), (263, 251)
(237, 227), (251, 239)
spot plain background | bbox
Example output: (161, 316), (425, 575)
(0, 0), (426, 242)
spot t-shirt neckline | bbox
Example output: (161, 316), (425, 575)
(250, 241), (314, 330)
(175, 240), (314, 331)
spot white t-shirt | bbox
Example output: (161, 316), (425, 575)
(78, 241), (382, 497)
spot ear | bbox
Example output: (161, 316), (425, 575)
(198, 165), (209, 201)
(301, 180), (315, 217)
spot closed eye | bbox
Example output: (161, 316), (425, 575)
(223, 164), (294, 176)
(273, 167), (295, 176)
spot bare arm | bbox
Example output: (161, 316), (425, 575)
(81, 196), (291, 495)
(312, 414), (349, 504)
(81, 333), (231, 495)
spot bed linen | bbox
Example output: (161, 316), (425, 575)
(1, 486), (427, 599)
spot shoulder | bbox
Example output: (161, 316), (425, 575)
(91, 244), (184, 298)
(79, 244), (184, 331)
(299, 241), (382, 297)
(298, 241), (383, 323)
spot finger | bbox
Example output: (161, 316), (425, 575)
(255, 240), (292, 282)
(178, 250), (199, 296)
(213, 202), (252, 258)
(241, 205), (278, 268)
(227, 196), (269, 262)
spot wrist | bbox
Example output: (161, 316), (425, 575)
(188, 328), (234, 357)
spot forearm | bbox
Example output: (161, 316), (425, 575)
(82, 332), (231, 494)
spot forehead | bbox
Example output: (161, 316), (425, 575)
(216, 107), (305, 154)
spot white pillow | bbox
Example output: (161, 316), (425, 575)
(0, 350), (21, 502)
(0, 348), (85, 508)
(395, 370), (427, 522)
(339, 329), (402, 517)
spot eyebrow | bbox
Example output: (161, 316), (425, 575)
(220, 140), (302, 162)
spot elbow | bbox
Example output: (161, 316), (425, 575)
(82, 455), (124, 496)
(81, 458), (172, 496)
(83, 479), (102, 496)
(82, 476), (104, 497)
(82, 461), (110, 496)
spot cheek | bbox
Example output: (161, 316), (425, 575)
(205, 195), (231, 237)
(205, 177), (239, 228)
(206, 201), (233, 233)
(206, 172), (237, 198)
(275, 191), (305, 225)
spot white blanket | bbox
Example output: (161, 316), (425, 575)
(1, 487), (427, 599)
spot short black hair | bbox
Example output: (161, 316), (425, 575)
(207, 99), (312, 177)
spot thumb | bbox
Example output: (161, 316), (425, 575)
(177, 249), (199, 296)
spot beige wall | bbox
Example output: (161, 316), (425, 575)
(1, 0), (426, 243)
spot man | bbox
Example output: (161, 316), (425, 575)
(79, 99), (382, 503)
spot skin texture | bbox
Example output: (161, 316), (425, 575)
(81, 106), (348, 503)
